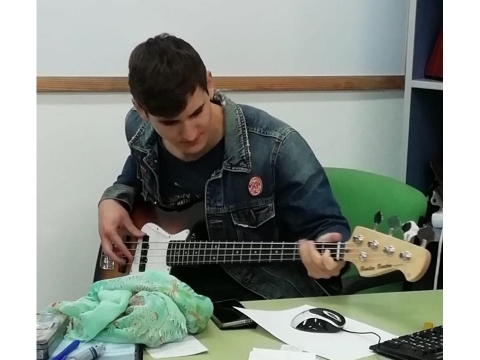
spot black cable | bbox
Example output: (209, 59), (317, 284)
(341, 329), (382, 346)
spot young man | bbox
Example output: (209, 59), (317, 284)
(98, 33), (351, 301)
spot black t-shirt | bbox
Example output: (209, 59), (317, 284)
(157, 137), (224, 208)
(156, 138), (263, 302)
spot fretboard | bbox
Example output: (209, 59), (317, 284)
(166, 241), (346, 266)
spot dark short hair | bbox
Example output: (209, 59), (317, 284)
(128, 33), (208, 118)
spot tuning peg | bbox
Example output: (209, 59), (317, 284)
(373, 211), (383, 230)
(401, 221), (419, 242)
(387, 216), (401, 235)
(417, 226), (435, 248)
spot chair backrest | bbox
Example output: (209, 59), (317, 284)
(324, 167), (427, 239)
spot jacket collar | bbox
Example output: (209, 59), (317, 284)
(212, 90), (251, 172)
(128, 90), (251, 173)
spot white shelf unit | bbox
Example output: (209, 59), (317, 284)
(402, 0), (443, 291)
(402, 0), (443, 194)
(411, 78), (443, 91)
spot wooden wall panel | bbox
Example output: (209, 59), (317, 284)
(37, 76), (404, 92)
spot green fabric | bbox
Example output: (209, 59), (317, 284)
(45, 270), (213, 347)
(324, 167), (427, 293)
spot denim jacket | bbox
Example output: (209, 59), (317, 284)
(100, 91), (351, 299)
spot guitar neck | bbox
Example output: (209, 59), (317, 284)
(166, 241), (347, 266)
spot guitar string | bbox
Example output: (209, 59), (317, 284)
(104, 253), (405, 260)
(103, 258), (406, 265)
(102, 253), (408, 261)
(117, 244), (345, 249)
(107, 254), (407, 259)
(116, 242), (388, 248)
(106, 246), (405, 255)
(119, 241), (376, 246)
(118, 241), (413, 249)
(115, 250), (400, 255)
(104, 248), (408, 256)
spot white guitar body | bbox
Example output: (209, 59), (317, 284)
(129, 222), (190, 275)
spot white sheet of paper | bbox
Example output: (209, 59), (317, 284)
(235, 305), (397, 360)
(248, 347), (316, 360)
(146, 335), (208, 359)
(280, 345), (305, 352)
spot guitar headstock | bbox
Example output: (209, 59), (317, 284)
(344, 226), (431, 282)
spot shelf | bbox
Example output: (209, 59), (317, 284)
(411, 78), (443, 91)
(411, 0), (443, 80)
(403, 0), (443, 196)
(406, 89), (443, 195)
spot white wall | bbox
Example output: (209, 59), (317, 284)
(37, 90), (404, 310)
(37, 0), (410, 310)
(37, 0), (408, 76)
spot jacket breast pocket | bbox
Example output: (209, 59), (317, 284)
(230, 199), (277, 242)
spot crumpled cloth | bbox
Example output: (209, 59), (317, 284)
(45, 270), (213, 347)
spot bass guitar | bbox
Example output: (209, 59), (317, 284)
(93, 200), (431, 283)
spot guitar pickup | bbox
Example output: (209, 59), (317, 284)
(139, 235), (149, 272)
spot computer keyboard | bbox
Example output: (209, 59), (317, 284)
(369, 325), (443, 360)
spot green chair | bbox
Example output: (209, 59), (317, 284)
(324, 167), (428, 295)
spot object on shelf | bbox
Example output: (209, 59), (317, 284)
(430, 189), (443, 229)
(425, 29), (443, 80)
(430, 159), (443, 198)
(429, 158), (443, 229)
(421, 158), (443, 229)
